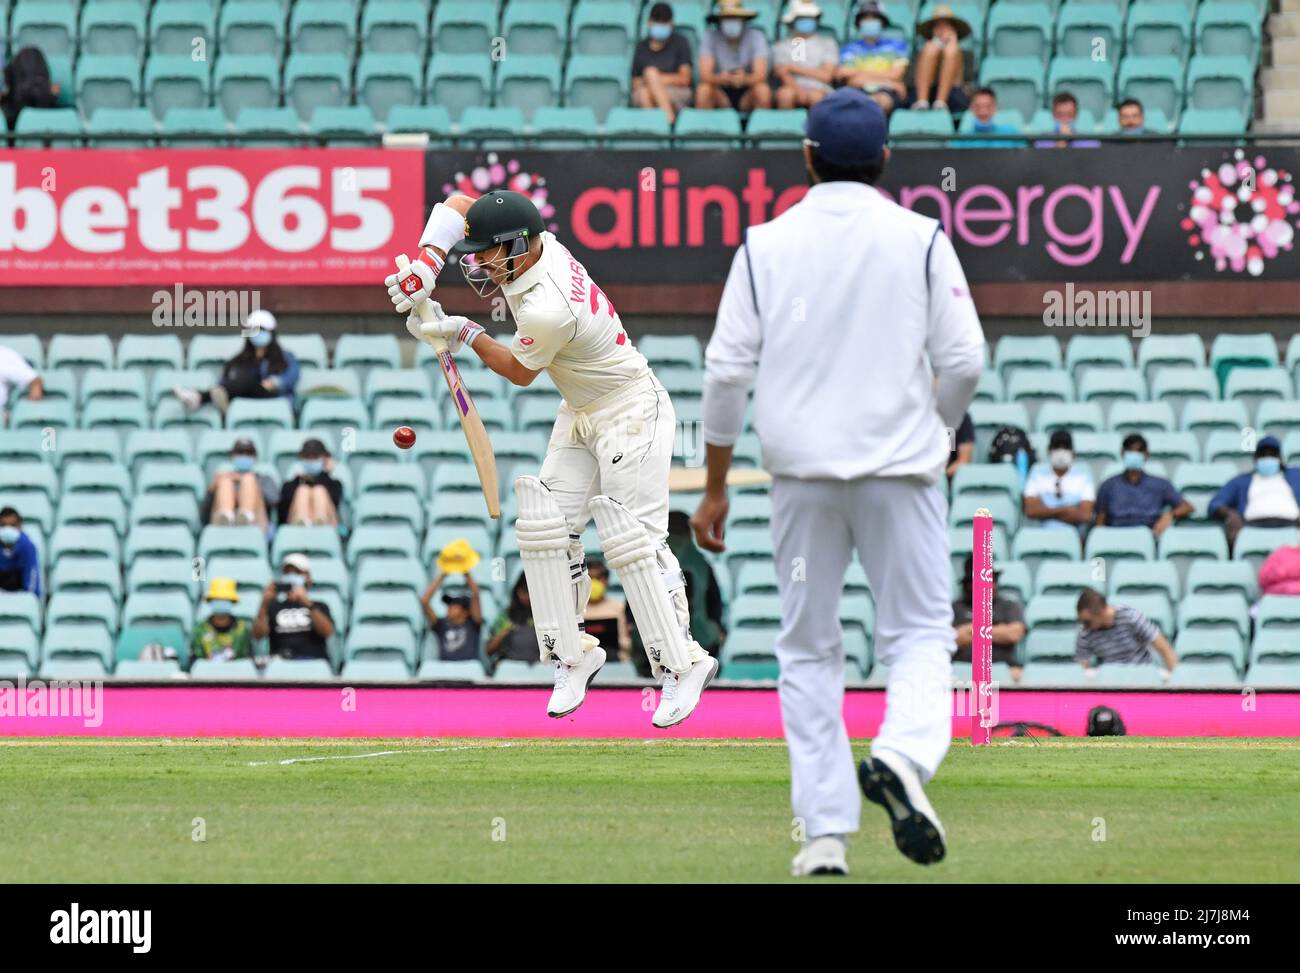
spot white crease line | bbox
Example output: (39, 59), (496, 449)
(247, 743), (513, 767)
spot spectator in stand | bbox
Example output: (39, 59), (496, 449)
(1118, 97), (1146, 134)
(953, 553), (1026, 681)
(0, 344), (43, 423)
(631, 511), (725, 676)
(278, 438), (342, 527)
(2, 47), (60, 131)
(951, 87), (1022, 148)
(946, 411), (974, 479)
(1034, 92), (1101, 148)
(191, 577), (252, 662)
(173, 310), (299, 415)
(1023, 430), (1095, 532)
(1095, 433), (1193, 536)
(254, 553), (334, 661)
(1259, 543), (1300, 596)
(0, 506), (40, 597)
(837, 2), (909, 115)
(1208, 436), (1300, 548)
(1075, 588), (1178, 671)
(486, 574), (541, 668)
(200, 437), (279, 534)
(420, 540), (484, 662)
(910, 4), (972, 112)
(632, 2), (695, 125)
(696, 0), (772, 112)
(582, 558), (632, 660)
(772, 1), (838, 110)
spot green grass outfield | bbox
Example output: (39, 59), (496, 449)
(2, 738), (1297, 883)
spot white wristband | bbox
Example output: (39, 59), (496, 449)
(419, 201), (468, 253)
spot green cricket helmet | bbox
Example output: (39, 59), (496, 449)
(452, 191), (546, 297)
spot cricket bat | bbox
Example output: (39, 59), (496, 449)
(667, 466), (772, 492)
(396, 254), (501, 520)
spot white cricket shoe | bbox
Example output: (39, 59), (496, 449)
(652, 655), (719, 728)
(859, 750), (947, 865)
(791, 835), (849, 877)
(547, 645), (605, 718)
(172, 385), (201, 412)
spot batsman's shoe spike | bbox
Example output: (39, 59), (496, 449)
(859, 752), (947, 865)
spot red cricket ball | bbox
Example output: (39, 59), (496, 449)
(393, 425), (417, 449)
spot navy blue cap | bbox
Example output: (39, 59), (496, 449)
(1256, 435), (1282, 455)
(804, 88), (888, 167)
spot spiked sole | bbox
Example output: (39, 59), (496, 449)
(858, 758), (946, 865)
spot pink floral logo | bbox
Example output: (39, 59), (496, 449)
(1182, 149), (1298, 276)
(441, 153), (558, 232)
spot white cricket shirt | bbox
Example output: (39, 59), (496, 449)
(703, 181), (986, 482)
(501, 232), (650, 409)
(0, 345), (37, 410)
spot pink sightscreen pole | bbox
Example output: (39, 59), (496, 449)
(971, 508), (994, 746)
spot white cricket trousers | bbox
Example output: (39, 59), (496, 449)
(770, 474), (956, 838)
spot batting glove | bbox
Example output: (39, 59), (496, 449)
(385, 249), (442, 314)
(406, 302), (484, 354)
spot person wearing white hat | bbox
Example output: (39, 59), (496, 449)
(254, 552), (335, 661)
(172, 308), (300, 415)
(773, 1), (838, 109)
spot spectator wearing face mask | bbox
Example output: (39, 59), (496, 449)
(910, 4), (972, 113)
(953, 554), (1025, 681)
(951, 87), (1022, 148)
(1023, 430), (1096, 532)
(837, 2), (909, 115)
(1118, 98), (1146, 135)
(1208, 436), (1300, 548)
(192, 577), (253, 662)
(1095, 433), (1193, 536)
(278, 438), (342, 527)
(254, 553), (334, 661)
(201, 437), (280, 534)
(581, 559), (632, 660)
(632, 2), (695, 124)
(0, 506), (40, 597)
(173, 309), (300, 415)
(772, 1), (838, 110)
(696, 0), (772, 112)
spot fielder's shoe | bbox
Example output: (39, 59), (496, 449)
(859, 751), (947, 865)
(791, 835), (849, 877)
(652, 655), (719, 728)
(547, 644), (605, 718)
(172, 385), (201, 412)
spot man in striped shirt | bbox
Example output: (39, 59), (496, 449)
(1075, 589), (1178, 670)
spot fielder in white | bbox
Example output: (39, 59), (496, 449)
(386, 189), (718, 726)
(693, 89), (986, 875)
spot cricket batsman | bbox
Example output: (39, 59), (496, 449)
(692, 89), (986, 875)
(385, 190), (719, 726)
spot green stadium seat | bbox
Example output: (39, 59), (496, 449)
(1185, 559), (1257, 602)
(1152, 367), (1218, 416)
(123, 526), (193, 569)
(1211, 333), (1279, 381)
(198, 525), (266, 563)
(1243, 660), (1300, 688)
(1186, 54), (1255, 116)
(1085, 525), (1156, 563)
(432, 462), (494, 496)
(83, 398), (151, 432)
(674, 107), (743, 148)
(116, 335), (183, 373)
(458, 105), (525, 141)
(49, 523), (120, 567)
(80, 0), (148, 57)
(745, 108), (806, 147)
(1110, 559), (1181, 602)
(362, 0), (428, 55)
(0, 334), (43, 368)
(333, 334), (401, 374)
(10, 399), (75, 430)
(417, 657), (485, 679)
(353, 493), (423, 532)
(284, 52), (351, 123)
(11, 0), (78, 57)
(214, 54), (282, 121)
(1180, 399), (1248, 450)
(55, 428), (122, 468)
(113, 658), (184, 679)
(50, 557), (122, 600)
(374, 399), (442, 436)
(1252, 629), (1300, 664)
(1064, 334), (1134, 379)
(160, 106), (228, 144)
(0, 627), (38, 677)
(354, 557), (425, 599)
(571, 1), (639, 57)
(986, 1), (1052, 59)
(432, 0), (495, 54)
(1118, 55), (1186, 123)
(290, 0), (356, 54)
(271, 525), (343, 565)
(971, 370), (1001, 403)
(565, 54), (629, 125)
(145, 55), (212, 121)
(1168, 658), (1241, 686)
(62, 461), (133, 505)
(602, 106), (671, 147)
(1224, 368), (1291, 422)
(39, 655), (110, 681)
(48, 593), (120, 640)
(1178, 592), (1249, 642)
(1234, 526), (1299, 572)
(135, 463), (205, 503)
(298, 367), (363, 401)
(12, 107), (82, 145)
(1196, 2), (1262, 59)
(189, 657), (260, 679)
(218, 0), (284, 56)
(1079, 371), (1147, 414)
(1012, 526), (1082, 577)
(426, 54), (492, 122)
(352, 591), (423, 638)
(978, 56), (1046, 123)
(129, 491), (199, 533)
(502, 1), (565, 55)
(1048, 57), (1116, 122)
(386, 104), (453, 136)
(1035, 561), (1104, 598)
(0, 592), (42, 638)
(994, 334), (1062, 379)
(358, 463), (426, 504)
(1126, 2), (1193, 59)
(1256, 595), (1300, 634)
(347, 526), (418, 570)
(188, 338), (244, 374)
(341, 657), (414, 680)
(225, 396), (294, 435)
(75, 54), (141, 120)
(1174, 460), (1237, 518)
(1177, 106), (1248, 135)
(1137, 333), (1205, 382)
(1282, 433), (1300, 466)
(310, 105), (378, 144)
(888, 108), (955, 142)
(1203, 429), (1254, 470)
(0, 431), (47, 466)
(495, 54), (562, 121)
(1257, 401), (1300, 441)
(79, 369), (146, 406)
(1035, 401), (1104, 436)
(58, 492), (127, 537)
(263, 657), (336, 680)
(0, 463), (57, 504)
(530, 106), (599, 147)
(355, 52), (423, 126)
(1055, 4), (1123, 59)
(149, 0), (216, 56)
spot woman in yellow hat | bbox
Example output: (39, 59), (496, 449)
(191, 577), (252, 663)
(420, 540), (484, 661)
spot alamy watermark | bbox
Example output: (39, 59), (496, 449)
(151, 284), (261, 332)
(1042, 283), (1151, 338)
(0, 676), (103, 728)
